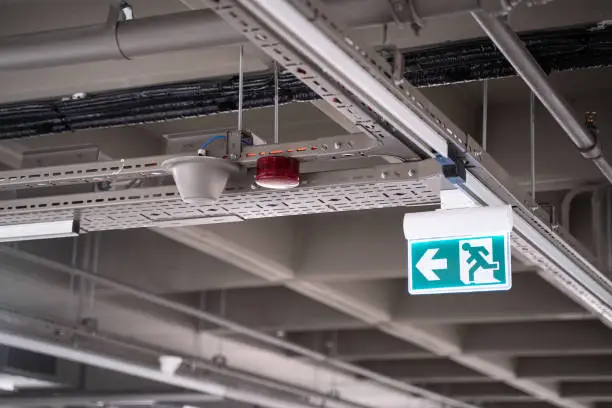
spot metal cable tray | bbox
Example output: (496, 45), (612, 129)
(0, 160), (440, 232)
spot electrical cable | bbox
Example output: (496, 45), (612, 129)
(200, 135), (227, 150)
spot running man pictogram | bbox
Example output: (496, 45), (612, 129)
(461, 242), (498, 274)
(458, 238), (500, 285)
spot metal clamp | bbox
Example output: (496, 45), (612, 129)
(581, 112), (602, 160)
(387, 0), (424, 35)
(437, 144), (466, 185)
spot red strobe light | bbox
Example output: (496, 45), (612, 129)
(255, 156), (300, 189)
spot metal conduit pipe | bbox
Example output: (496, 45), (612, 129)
(0, 330), (323, 408)
(0, 1), (510, 70)
(471, 10), (612, 184)
(0, 392), (223, 407)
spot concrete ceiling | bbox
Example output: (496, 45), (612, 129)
(0, 1), (611, 408)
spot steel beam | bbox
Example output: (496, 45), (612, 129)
(516, 356), (612, 380)
(203, 287), (371, 332)
(393, 274), (590, 323)
(462, 321), (612, 355)
(481, 403), (557, 408)
(413, 382), (531, 401)
(285, 329), (433, 361)
(357, 359), (487, 383)
(561, 382), (612, 399)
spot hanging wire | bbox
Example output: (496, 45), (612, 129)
(237, 45), (244, 132)
(482, 80), (489, 152)
(76, 235), (92, 325)
(88, 233), (101, 315)
(69, 237), (78, 298)
(530, 90), (536, 202)
(216, 290), (227, 358)
(274, 61), (280, 144)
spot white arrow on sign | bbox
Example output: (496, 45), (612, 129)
(416, 248), (447, 281)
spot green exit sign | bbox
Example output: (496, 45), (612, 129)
(404, 206), (513, 295)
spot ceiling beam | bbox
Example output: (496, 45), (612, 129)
(516, 356), (612, 381)
(413, 382), (532, 402)
(156, 218), (297, 283)
(202, 287), (371, 332)
(481, 403), (558, 408)
(100, 229), (272, 293)
(284, 329), (433, 361)
(462, 321), (612, 355)
(356, 359), (489, 383)
(561, 382), (612, 399)
(393, 274), (589, 323)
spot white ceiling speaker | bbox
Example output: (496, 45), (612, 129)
(162, 156), (238, 205)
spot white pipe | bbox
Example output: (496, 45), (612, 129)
(0, 392), (221, 407)
(472, 10), (612, 184)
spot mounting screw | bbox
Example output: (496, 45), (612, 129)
(408, 169), (416, 177)
(380, 171), (388, 179)
(551, 223), (560, 232)
(531, 205), (539, 212)
(334, 142), (342, 149)
(228, 153), (239, 160)
(250, 183), (258, 190)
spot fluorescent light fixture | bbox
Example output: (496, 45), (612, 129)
(0, 220), (79, 243)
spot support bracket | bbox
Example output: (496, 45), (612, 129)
(437, 145), (466, 185)
(387, 0), (424, 35)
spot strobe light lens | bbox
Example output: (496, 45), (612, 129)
(255, 156), (300, 189)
